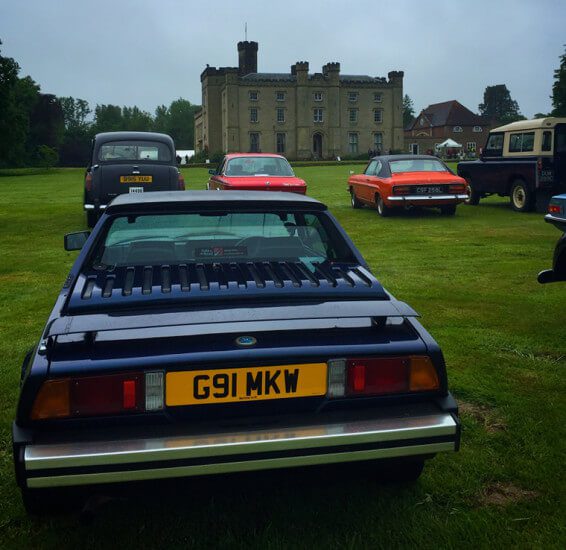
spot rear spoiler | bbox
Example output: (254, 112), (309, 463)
(46, 299), (418, 343)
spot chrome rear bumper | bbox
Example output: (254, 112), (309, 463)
(388, 194), (468, 202)
(23, 409), (458, 488)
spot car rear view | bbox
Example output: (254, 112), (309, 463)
(84, 132), (185, 227)
(14, 191), (459, 514)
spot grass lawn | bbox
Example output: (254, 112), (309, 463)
(0, 166), (564, 549)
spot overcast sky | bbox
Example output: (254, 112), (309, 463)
(1, 0), (564, 118)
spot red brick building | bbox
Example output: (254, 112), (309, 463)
(404, 100), (492, 157)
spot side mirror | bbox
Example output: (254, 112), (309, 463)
(64, 231), (90, 251)
(208, 169), (216, 175)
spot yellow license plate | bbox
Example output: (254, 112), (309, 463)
(120, 175), (152, 183)
(166, 363), (327, 406)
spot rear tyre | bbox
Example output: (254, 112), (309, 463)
(376, 194), (391, 217)
(350, 189), (362, 209)
(86, 210), (98, 228)
(374, 458), (426, 483)
(510, 180), (534, 212)
(464, 178), (480, 205)
(440, 204), (457, 216)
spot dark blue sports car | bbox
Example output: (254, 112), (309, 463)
(13, 191), (460, 514)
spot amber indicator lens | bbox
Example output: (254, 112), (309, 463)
(30, 379), (70, 420)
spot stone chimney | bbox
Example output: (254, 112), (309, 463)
(237, 41), (258, 76)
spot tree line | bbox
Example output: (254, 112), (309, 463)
(0, 41), (200, 168)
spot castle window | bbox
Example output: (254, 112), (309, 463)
(348, 132), (359, 154)
(314, 92), (323, 102)
(374, 109), (383, 123)
(250, 133), (260, 152)
(374, 132), (383, 151)
(453, 126), (463, 133)
(249, 91), (258, 101)
(349, 109), (358, 123)
(374, 93), (383, 102)
(313, 108), (324, 123)
(276, 108), (285, 123)
(276, 133), (286, 153)
(473, 126), (483, 132)
(276, 91), (285, 101)
(348, 91), (358, 102)
(250, 108), (258, 123)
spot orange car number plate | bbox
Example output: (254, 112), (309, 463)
(120, 175), (152, 183)
(166, 363), (327, 406)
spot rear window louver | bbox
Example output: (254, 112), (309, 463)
(72, 262), (381, 309)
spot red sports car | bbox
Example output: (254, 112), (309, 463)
(207, 153), (307, 194)
(348, 155), (468, 216)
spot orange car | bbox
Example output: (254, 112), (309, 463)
(348, 155), (468, 216)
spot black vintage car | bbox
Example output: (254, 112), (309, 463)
(83, 132), (185, 227)
(14, 191), (459, 514)
(457, 118), (566, 212)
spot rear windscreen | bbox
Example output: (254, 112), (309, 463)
(92, 211), (355, 269)
(98, 141), (172, 162)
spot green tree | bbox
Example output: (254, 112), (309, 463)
(35, 144), (59, 169)
(153, 104), (170, 134)
(60, 96), (91, 130)
(479, 84), (524, 124)
(551, 45), (566, 116)
(59, 96), (93, 166)
(92, 104), (123, 133)
(168, 98), (200, 148)
(122, 106), (153, 131)
(0, 41), (40, 166)
(403, 94), (415, 128)
(28, 94), (65, 153)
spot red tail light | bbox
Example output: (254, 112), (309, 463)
(549, 203), (561, 214)
(327, 356), (440, 399)
(393, 185), (411, 195)
(347, 357), (410, 395)
(178, 172), (185, 190)
(30, 371), (166, 420)
(448, 183), (466, 193)
(85, 172), (93, 192)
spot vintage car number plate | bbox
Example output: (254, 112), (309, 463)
(166, 363), (327, 406)
(415, 186), (443, 194)
(129, 187), (144, 194)
(120, 175), (152, 183)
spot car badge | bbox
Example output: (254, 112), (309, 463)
(266, 181), (270, 186)
(235, 335), (257, 347)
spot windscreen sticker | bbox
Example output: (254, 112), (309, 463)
(196, 246), (248, 258)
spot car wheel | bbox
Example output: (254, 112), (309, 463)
(376, 194), (391, 217)
(350, 189), (362, 209)
(374, 458), (426, 483)
(86, 210), (98, 228)
(440, 204), (457, 216)
(464, 178), (480, 205)
(510, 180), (534, 212)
